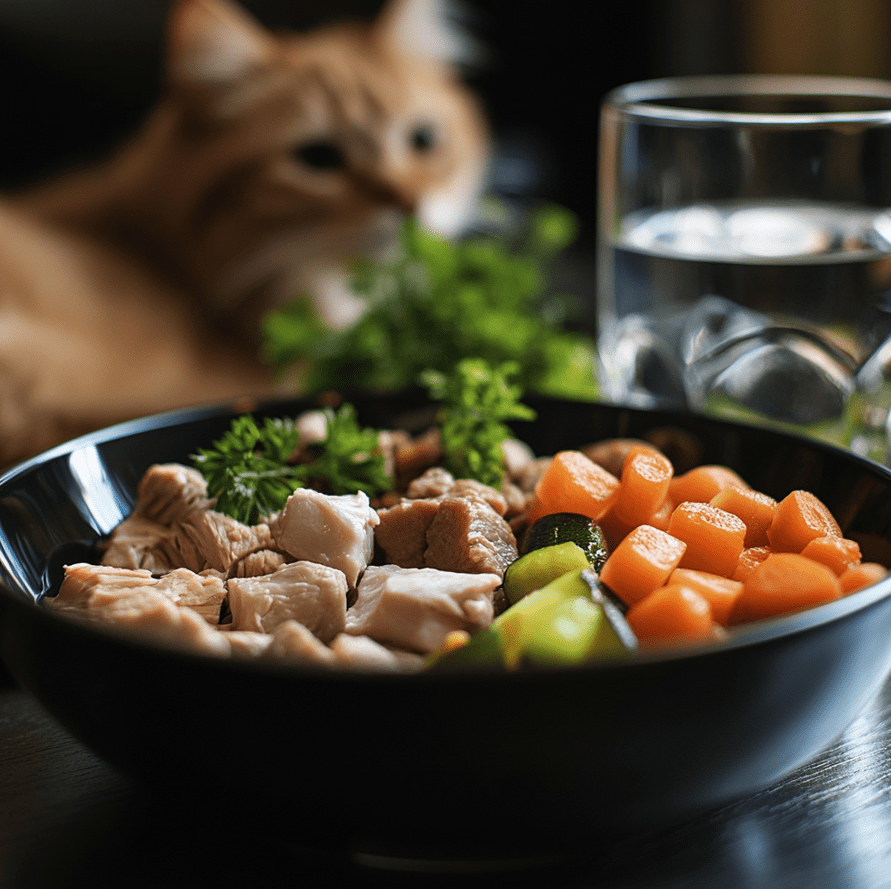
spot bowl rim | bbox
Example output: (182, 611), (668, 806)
(2, 394), (891, 679)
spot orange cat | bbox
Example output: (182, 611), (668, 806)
(0, 0), (488, 466)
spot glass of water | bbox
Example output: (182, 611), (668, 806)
(596, 75), (891, 462)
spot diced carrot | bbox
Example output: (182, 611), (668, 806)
(601, 493), (675, 551)
(732, 546), (772, 581)
(767, 490), (842, 553)
(669, 568), (743, 626)
(626, 584), (714, 644)
(599, 524), (687, 606)
(731, 552), (842, 623)
(669, 465), (749, 505)
(610, 444), (674, 527)
(526, 450), (620, 525)
(709, 487), (777, 548)
(800, 536), (861, 576)
(839, 562), (889, 594)
(598, 509), (634, 552)
(668, 501), (747, 577)
(647, 496), (675, 533)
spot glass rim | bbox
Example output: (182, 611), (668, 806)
(603, 74), (891, 125)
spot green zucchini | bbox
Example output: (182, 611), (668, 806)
(520, 512), (608, 571)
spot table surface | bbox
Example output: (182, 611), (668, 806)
(2, 668), (891, 889)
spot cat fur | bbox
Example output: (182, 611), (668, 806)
(0, 0), (488, 465)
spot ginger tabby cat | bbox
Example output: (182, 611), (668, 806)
(0, 0), (488, 466)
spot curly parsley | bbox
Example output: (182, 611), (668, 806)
(191, 405), (391, 524)
(191, 415), (302, 525)
(421, 359), (536, 488)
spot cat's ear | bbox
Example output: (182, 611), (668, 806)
(374, 0), (484, 69)
(166, 0), (274, 92)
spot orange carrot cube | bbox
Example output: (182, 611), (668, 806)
(732, 546), (773, 581)
(800, 536), (861, 576)
(668, 501), (747, 577)
(610, 444), (673, 527)
(626, 584), (714, 645)
(669, 465), (749, 505)
(599, 524), (687, 606)
(731, 552), (842, 623)
(839, 561), (889, 594)
(526, 450), (620, 524)
(669, 568), (744, 626)
(766, 490), (842, 553)
(709, 486), (777, 548)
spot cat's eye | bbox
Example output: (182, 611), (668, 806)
(295, 140), (345, 170)
(409, 124), (437, 152)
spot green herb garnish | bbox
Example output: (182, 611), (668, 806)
(421, 358), (537, 488)
(261, 204), (598, 401)
(191, 405), (391, 524)
(191, 415), (302, 525)
(298, 403), (392, 496)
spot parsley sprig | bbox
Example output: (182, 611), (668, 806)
(296, 403), (392, 496)
(421, 359), (536, 488)
(190, 405), (391, 524)
(191, 415), (302, 525)
(261, 204), (598, 401)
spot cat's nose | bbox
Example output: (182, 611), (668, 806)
(357, 173), (419, 216)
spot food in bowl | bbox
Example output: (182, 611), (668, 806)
(46, 387), (888, 671)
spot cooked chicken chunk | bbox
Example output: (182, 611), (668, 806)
(373, 497), (440, 568)
(346, 565), (498, 653)
(424, 496), (517, 577)
(101, 513), (182, 573)
(376, 484), (518, 578)
(219, 629), (275, 658)
(273, 489), (379, 588)
(51, 563), (229, 653)
(133, 463), (210, 525)
(226, 560), (348, 641)
(329, 633), (424, 670)
(53, 563), (227, 623)
(262, 619), (337, 665)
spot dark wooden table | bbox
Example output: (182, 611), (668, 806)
(2, 668), (891, 889)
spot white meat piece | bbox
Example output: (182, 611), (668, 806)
(226, 560), (348, 641)
(346, 565), (498, 654)
(134, 463), (210, 524)
(51, 567), (229, 655)
(228, 548), (288, 578)
(502, 437), (537, 479)
(96, 592), (230, 655)
(218, 628), (275, 658)
(174, 510), (276, 575)
(273, 489), (379, 588)
(329, 634), (425, 671)
(53, 563), (226, 625)
(152, 569), (227, 624)
(52, 563), (157, 612)
(263, 619), (336, 665)
(101, 513), (183, 573)
(295, 409), (329, 444)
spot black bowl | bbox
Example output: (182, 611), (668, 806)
(3, 391), (891, 861)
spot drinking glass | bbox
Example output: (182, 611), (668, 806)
(596, 75), (891, 462)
